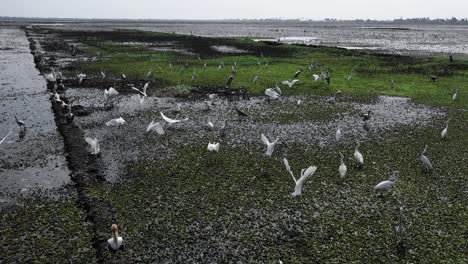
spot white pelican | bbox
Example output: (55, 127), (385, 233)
(104, 87), (119, 99)
(283, 157), (317, 197)
(146, 120), (164, 134)
(374, 171), (399, 190)
(420, 145), (432, 172)
(261, 133), (279, 157)
(160, 112), (187, 124)
(265, 88), (281, 99)
(452, 90), (458, 101)
(354, 142), (364, 167)
(15, 116), (26, 131)
(207, 142), (220, 152)
(335, 126), (342, 142)
(105, 117), (126, 126)
(441, 120), (448, 139)
(281, 79), (299, 88)
(339, 152), (347, 178)
(85, 137), (100, 155)
(0, 131), (12, 145)
(108, 224), (123, 250)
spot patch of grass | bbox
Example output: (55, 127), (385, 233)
(0, 196), (96, 263)
(60, 30), (467, 108)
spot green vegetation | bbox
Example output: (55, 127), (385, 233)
(0, 196), (96, 263)
(87, 109), (467, 262)
(69, 30), (468, 108)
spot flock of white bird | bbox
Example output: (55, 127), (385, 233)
(8, 59), (456, 252)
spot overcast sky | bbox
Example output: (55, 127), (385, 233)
(2, 0), (467, 20)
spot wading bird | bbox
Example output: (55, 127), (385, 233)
(281, 79), (299, 88)
(441, 120), (449, 139)
(106, 117), (126, 126)
(261, 133), (279, 157)
(293, 69), (302, 79)
(108, 224), (123, 250)
(283, 157), (317, 197)
(339, 152), (347, 178)
(265, 88), (281, 99)
(146, 120), (164, 135)
(361, 110), (372, 122)
(85, 137), (100, 155)
(420, 145), (433, 172)
(226, 73), (235, 88)
(207, 142), (220, 152)
(160, 112), (187, 124)
(104, 87), (119, 99)
(77, 73), (86, 85)
(374, 171), (399, 190)
(15, 116), (26, 131)
(327, 90), (342, 103)
(452, 90), (458, 101)
(252, 74), (259, 84)
(131, 82), (149, 97)
(354, 142), (364, 167)
(0, 131), (12, 145)
(335, 126), (342, 142)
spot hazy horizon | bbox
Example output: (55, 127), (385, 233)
(2, 0), (468, 21)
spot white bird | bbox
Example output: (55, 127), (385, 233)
(107, 224), (123, 251)
(441, 120), (449, 139)
(160, 112), (187, 124)
(0, 131), (12, 145)
(146, 120), (164, 134)
(105, 117), (126, 126)
(312, 74), (320, 81)
(452, 90), (458, 101)
(354, 142), (364, 167)
(53, 92), (61, 102)
(281, 79), (299, 88)
(252, 74), (259, 84)
(261, 133), (279, 157)
(297, 99), (302, 105)
(131, 82), (149, 97)
(335, 127), (342, 142)
(85, 137), (100, 155)
(420, 145), (433, 172)
(104, 87), (119, 99)
(77, 73), (86, 85)
(207, 121), (214, 129)
(265, 88), (281, 99)
(207, 142), (220, 152)
(283, 157), (317, 197)
(339, 152), (347, 178)
(374, 171), (399, 190)
(121, 71), (127, 79)
(100, 69), (106, 79)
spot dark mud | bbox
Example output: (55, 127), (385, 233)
(27, 29), (125, 263)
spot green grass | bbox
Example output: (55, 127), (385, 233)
(66, 30), (468, 108)
(0, 196), (96, 263)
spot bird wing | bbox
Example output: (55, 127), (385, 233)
(374, 180), (392, 190)
(265, 89), (279, 98)
(132, 87), (143, 95)
(302, 166), (317, 178)
(281, 80), (290, 85)
(291, 79), (299, 85)
(261, 133), (270, 145)
(160, 112), (179, 123)
(143, 82), (149, 94)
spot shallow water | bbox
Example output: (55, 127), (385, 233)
(0, 28), (70, 200)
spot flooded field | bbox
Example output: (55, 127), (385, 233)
(26, 21), (468, 56)
(0, 22), (466, 263)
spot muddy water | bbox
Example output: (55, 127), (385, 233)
(0, 28), (69, 201)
